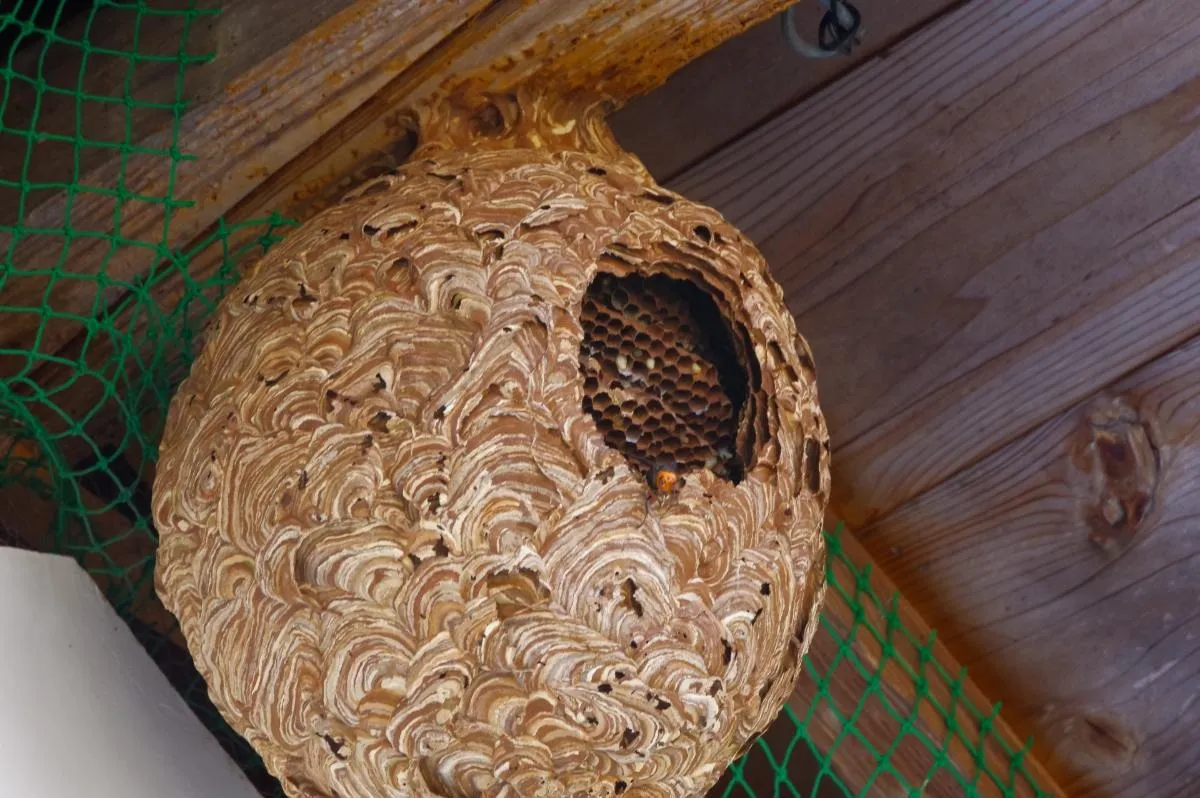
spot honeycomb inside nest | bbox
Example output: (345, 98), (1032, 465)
(580, 272), (751, 484)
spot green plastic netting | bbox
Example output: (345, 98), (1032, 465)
(0, 3), (1049, 797)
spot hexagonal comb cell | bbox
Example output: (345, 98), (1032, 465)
(580, 272), (750, 484)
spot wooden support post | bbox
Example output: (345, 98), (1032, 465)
(0, 0), (491, 357)
(790, 528), (1065, 797)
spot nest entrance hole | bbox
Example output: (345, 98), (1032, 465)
(580, 272), (752, 485)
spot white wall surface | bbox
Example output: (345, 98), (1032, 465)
(0, 548), (260, 798)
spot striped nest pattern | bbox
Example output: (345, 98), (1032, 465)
(153, 146), (829, 798)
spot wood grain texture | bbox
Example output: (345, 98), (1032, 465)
(793, 528), (1064, 797)
(203, 0), (799, 233)
(667, 0), (1200, 525)
(609, 0), (964, 180)
(0, 0), (357, 226)
(414, 0), (795, 103)
(0, 0), (485, 357)
(858, 334), (1200, 798)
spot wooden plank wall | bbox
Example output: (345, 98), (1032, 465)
(659, 0), (1200, 794)
(609, 0), (966, 180)
(863, 328), (1200, 798)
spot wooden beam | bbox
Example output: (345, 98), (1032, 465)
(857, 333), (1200, 797)
(0, 0), (359, 228)
(0, 0), (488, 358)
(190, 0), (801, 230)
(668, 0), (1200, 526)
(790, 526), (1065, 797)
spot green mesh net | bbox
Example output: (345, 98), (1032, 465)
(0, 4), (1050, 797)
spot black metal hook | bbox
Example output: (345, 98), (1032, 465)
(783, 0), (864, 59)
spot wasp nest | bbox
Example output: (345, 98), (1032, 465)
(154, 142), (829, 797)
(580, 273), (749, 484)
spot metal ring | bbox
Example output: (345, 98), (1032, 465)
(782, 1), (862, 59)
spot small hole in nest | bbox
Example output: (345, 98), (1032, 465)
(579, 272), (755, 485)
(473, 102), (506, 135)
(322, 734), (348, 760)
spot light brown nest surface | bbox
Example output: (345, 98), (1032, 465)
(154, 142), (829, 797)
